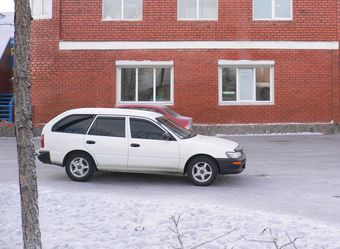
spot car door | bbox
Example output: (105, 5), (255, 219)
(84, 116), (129, 170)
(128, 117), (180, 172)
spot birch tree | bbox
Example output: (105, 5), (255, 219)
(13, 0), (42, 247)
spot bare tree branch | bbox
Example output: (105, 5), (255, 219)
(191, 228), (236, 249)
(169, 215), (185, 249)
(241, 228), (298, 249)
(169, 215), (235, 249)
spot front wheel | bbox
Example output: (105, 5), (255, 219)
(187, 156), (218, 186)
(65, 152), (95, 181)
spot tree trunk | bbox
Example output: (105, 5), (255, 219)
(13, 0), (42, 248)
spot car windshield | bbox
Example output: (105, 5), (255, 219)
(157, 116), (195, 139)
(162, 107), (181, 117)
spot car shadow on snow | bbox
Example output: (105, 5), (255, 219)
(89, 171), (191, 186)
(87, 171), (247, 187)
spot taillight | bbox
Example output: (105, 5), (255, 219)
(184, 121), (193, 130)
(41, 134), (44, 148)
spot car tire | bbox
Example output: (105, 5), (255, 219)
(187, 156), (218, 186)
(65, 152), (95, 182)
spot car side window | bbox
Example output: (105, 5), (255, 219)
(52, 115), (95, 134)
(130, 118), (166, 140)
(156, 109), (164, 115)
(88, 117), (125, 137)
(134, 107), (155, 112)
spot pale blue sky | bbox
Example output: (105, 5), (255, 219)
(0, 0), (15, 12)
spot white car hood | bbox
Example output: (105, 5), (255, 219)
(178, 134), (240, 159)
(189, 134), (239, 149)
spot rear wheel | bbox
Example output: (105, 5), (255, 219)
(187, 156), (218, 186)
(65, 152), (95, 181)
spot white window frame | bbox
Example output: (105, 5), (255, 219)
(30, 0), (53, 19)
(116, 61), (174, 105)
(253, 0), (292, 21)
(218, 60), (275, 105)
(178, 0), (218, 20)
(102, 0), (143, 21)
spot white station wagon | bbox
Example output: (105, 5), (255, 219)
(38, 108), (246, 186)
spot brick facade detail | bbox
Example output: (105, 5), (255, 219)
(30, 0), (340, 125)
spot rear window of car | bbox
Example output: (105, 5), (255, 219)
(163, 107), (181, 117)
(52, 115), (95, 134)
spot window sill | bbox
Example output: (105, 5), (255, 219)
(219, 101), (275, 106)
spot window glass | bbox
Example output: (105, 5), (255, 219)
(42, 0), (50, 16)
(179, 0), (196, 19)
(222, 68), (236, 101)
(239, 69), (253, 101)
(31, 0), (39, 16)
(157, 116), (192, 139)
(103, 0), (121, 19)
(275, 0), (291, 18)
(88, 117), (125, 137)
(118, 63), (173, 104)
(163, 107), (181, 117)
(121, 68), (136, 101)
(130, 118), (166, 140)
(124, 0), (142, 19)
(156, 109), (164, 115)
(253, 0), (291, 20)
(156, 68), (171, 101)
(103, 0), (142, 20)
(199, 0), (218, 19)
(52, 115), (95, 134)
(256, 68), (270, 101)
(253, 0), (271, 19)
(30, 0), (52, 19)
(178, 0), (217, 20)
(138, 68), (153, 101)
(134, 107), (155, 112)
(219, 61), (274, 105)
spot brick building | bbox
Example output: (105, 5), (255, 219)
(28, 0), (340, 131)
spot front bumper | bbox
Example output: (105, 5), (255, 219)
(216, 153), (246, 174)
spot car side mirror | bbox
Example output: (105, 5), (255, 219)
(163, 132), (173, 140)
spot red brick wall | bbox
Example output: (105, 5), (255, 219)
(59, 0), (337, 42)
(30, 0), (340, 125)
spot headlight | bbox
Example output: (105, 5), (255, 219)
(226, 145), (243, 158)
(226, 151), (243, 158)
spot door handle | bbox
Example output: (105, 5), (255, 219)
(130, 143), (140, 147)
(86, 140), (96, 144)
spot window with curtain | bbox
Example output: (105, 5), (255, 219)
(219, 60), (275, 105)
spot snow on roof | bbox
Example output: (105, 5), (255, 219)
(0, 12), (14, 60)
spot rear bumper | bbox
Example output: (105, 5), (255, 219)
(216, 153), (246, 174)
(37, 150), (52, 164)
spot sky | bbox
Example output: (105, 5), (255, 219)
(0, 0), (14, 12)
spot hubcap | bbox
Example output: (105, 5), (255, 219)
(70, 157), (89, 177)
(192, 162), (212, 183)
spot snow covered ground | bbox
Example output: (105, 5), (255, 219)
(1, 134), (340, 248)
